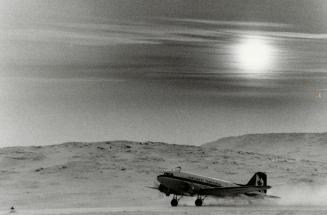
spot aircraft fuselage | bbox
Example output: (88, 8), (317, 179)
(157, 170), (238, 196)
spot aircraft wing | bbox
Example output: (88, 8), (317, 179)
(198, 185), (271, 196)
(145, 186), (159, 190)
(263, 194), (280, 199)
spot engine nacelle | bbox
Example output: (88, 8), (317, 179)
(158, 184), (170, 196)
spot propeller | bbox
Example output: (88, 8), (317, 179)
(145, 181), (160, 189)
(145, 181), (167, 198)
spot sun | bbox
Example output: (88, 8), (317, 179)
(235, 36), (274, 73)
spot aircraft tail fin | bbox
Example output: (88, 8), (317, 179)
(247, 172), (267, 193)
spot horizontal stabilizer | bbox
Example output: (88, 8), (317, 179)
(264, 194), (280, 199)
(199, 185), (271, 196)
(145, 186), (159, 190)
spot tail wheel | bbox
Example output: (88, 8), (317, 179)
(171, 198), (178, 207)
(195, 198), (203, 207)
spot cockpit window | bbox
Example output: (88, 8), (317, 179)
(164, 172), (173, 176)
(172, 166), (181, 172)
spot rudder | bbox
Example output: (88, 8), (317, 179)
(247, 172), (267, 193)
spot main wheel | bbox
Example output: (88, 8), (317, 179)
(195, 198), (203, 207)
(171, 198), (178, 207)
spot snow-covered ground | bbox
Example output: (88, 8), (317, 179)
(1, 206), (327, 215)
(0, 132), (326, 213)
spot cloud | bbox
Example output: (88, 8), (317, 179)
(3, 16), (327, 51)
(224, 29), (327, 40)
(2, 17), (327, 99)
(159, 17), (292, 28)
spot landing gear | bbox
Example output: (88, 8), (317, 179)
(171, 195), (182, 207)
(195, 198), (203, 206)
(171, 198), (178, 207)
(195, 195), (205, 206)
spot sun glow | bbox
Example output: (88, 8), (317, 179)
(235, 36), (275, 73)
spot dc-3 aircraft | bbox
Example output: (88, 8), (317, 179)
(147, 167), (279, 207)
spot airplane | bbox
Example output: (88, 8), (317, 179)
(147, 167), (279, 207)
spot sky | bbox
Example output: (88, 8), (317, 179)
(0, 0), (327, 146)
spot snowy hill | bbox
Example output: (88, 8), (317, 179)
(203, 132), (327, 161)
(0, 133), (327, 209)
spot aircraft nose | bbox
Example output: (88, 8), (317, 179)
(157, 175), (164, 183)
